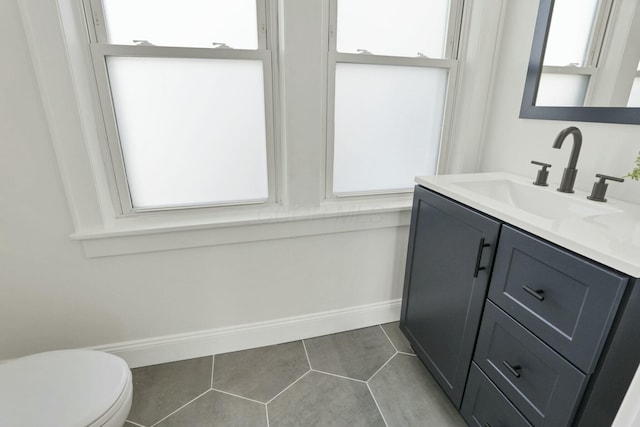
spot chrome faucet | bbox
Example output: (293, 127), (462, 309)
(552, 126), (582, 193)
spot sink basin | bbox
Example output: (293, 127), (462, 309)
(452, 179), (622, 221)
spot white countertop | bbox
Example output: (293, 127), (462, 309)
(416, 172), (640, 278)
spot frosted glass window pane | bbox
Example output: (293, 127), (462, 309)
(336, 0), (450, 58)
(544, 0), (599, 66)
(102, 0), (258, 49)
(628, 78), (640, 107)
(536, 73), (588, 107)
(333, 64), (447, 194)
(107, 57), (268, 209)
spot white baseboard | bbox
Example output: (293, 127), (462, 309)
(92, 299), (402, 368)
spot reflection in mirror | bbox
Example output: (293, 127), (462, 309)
(629, 60), (640, 107)
(520, 0), (640, 124)
(536, 0), (601, 106)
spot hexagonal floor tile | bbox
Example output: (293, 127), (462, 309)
(381, 322), (414, 354)
(212, 341), (309, 403)
(369, 353), (466, 427)
(268, 371), (385, 427)
(155, 390), (267, 427)
(304, 326), (396, 380)
(128, 356), (213, 426)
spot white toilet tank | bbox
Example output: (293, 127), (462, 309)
(0, 349), (133, 427)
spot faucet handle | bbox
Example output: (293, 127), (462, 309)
(587, 174), (624, 202)
(531, 160), (552, 186)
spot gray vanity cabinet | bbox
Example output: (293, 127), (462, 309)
(400, 185), (500, 407)
(402, 186), (640, 427)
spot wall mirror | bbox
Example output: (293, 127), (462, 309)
(520, 0), (640, 124)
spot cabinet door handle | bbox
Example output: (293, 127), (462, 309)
(522, 285), (545, 301)
(473, 238), (491, 278)
(502, 360), (522, 378)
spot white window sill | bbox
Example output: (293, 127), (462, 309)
(71, 197), (413, 257)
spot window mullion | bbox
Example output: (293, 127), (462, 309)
(93, 44), (269, 60)
(586, 0), (614, 66)
(541, 65), (597, 76)
(335, 52), (456, 68)
(328, 0), (338, 53)
(89, 47), (135, 213)
(261, 53), (278, 205)
(256, 0), (268, 50)
(84, 0), (108, 43)
(445, 0), (465, 59)
(325, 48), (338, 200)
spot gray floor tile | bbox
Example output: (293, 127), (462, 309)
(369, 353), (466, 427)
(212, 341), (309, 403)
(155, 390), (267, 427)
(381, 322), (415, 354)
(304, 326), (396, 381)
(123, 423), (140, 427)
(268, 371), (385, 427)
(128, 356), (213, 426)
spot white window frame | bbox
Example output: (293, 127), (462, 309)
(82, 0), (279, 214)
(18, 0), (505, 257)
(325, 0), (465, 199)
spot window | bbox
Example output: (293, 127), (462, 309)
(628, 60), (640, 107)
(22, 0), (505, 255)
(327, 0), (463, 196)
(536, 0), (612, 107)
(84, 0), (277, 212)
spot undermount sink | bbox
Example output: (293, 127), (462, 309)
(452, 179), (622, 221)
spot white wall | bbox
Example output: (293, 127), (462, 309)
(0, 0), (408, 361)
(480, 1), (640, 205)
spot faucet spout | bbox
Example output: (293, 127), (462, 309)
(552, 126), (582, 193)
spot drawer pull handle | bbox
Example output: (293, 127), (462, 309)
(502, 360), (522, 378)
(522, 285), (545, 301)
(473, 238), (491, 278)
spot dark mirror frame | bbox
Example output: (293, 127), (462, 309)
(520, 0), (640, 125)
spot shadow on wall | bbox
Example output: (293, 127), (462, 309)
(391, 225), (411, 301)
(0, 282), (125, 361)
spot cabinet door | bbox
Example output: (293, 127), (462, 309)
(400, 186), (501, 407)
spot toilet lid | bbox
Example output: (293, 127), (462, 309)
(0, 349), (131, 427)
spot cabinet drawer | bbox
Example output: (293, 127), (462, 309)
(461, 363), (531, 427)
(474, 302), (587, 427)
(488, 226), (628, 373)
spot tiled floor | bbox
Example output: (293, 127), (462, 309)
(124, 322), (466, 427)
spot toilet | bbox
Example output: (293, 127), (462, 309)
(0, 349), (133, 427)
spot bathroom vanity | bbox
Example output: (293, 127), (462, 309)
(400, 172), (640, 427)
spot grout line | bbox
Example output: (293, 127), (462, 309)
(301, 339), (312, 370)
(125, 421), (145, 427)
(265, 402), (270, 427)
(367, 381), (390, 427)
(266, 369), (312, 405)
(149, 389), (210, 427)
(378, 324), (399, 353)
(398, 351), (417, 357)
(211, 388), (267, 405)
(367, 352), (397, 383)
(310, 368), (367, 384)
(211, 354), (216, 390)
